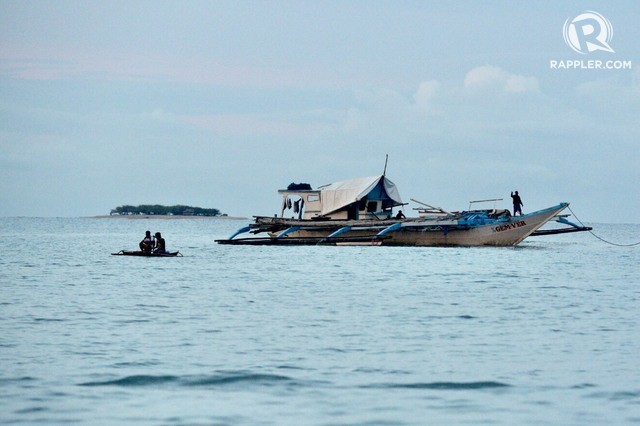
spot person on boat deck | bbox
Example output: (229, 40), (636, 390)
(153, 232), (166, 254)
(139, 230), (154, 252)
(511, 191), (524, 216)
(395, 210), (406, 219)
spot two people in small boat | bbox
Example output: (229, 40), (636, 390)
(511, 191), (524, 216)
(139, 231), (166, 254)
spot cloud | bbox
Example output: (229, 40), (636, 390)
(464, 65), (507, 88)
(413, 80), (440, 110)
(342, 65), (541, 140)
(505, 74), (539, 93)
(464, 65), (539, 93)
(0, 42), (350, 88)
(181, 111), (341, 138)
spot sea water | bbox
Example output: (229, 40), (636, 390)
(0, 217), (638, 425)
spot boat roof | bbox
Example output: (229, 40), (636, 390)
(317, 175), (403, 216)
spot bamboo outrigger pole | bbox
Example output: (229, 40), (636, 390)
(410, 198), (454, 216)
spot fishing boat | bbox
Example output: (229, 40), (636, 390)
(111, 250), (182, 257)
(217, 175), (590, 247)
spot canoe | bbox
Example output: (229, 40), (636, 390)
(111, 250), (182, 257)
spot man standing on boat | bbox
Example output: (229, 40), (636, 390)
(511, 191), (524, 216)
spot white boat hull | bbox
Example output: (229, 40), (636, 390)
(264, 203), (568, 247)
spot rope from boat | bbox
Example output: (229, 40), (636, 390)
(568, 206), (640, 247)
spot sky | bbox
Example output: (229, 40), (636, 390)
(1, 1), (638, 223)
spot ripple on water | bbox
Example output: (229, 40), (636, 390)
(78, 371), (317, 389)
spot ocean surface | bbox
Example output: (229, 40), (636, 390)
(1, 217), (638, 425)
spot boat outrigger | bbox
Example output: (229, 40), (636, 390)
(217, 175), (591, 247)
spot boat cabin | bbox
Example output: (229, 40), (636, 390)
(278, 175), (404, 220)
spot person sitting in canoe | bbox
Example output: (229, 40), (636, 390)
(139, 230), (154, 253)
(153, 232), (166, 254)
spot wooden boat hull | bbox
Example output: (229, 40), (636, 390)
(219, 203), (571, 247)
(297, 206), (561, 246)
(111, 250), (182, 257)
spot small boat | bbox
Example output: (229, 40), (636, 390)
(217, 174), (590, 247)
(111, 250), (182, 257)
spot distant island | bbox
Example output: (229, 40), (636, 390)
(110, 204), (223, 217)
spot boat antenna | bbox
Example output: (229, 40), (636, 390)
(383, 154), (389, 176)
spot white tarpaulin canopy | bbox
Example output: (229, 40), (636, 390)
(318, 175), (403, 216)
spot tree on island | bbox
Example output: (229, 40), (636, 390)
(110, 204), (221, 216)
